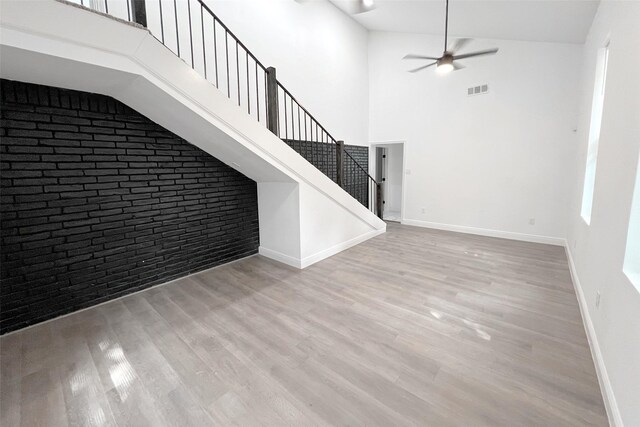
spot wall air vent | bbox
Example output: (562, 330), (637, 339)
(467, 84), (489, 96)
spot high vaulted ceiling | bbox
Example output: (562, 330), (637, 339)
(328, 0), (600, 44)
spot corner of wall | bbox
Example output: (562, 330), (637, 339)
(564, 243), (624, 427)
(257, 182), (302, 268)
(401, 219), (565, 246)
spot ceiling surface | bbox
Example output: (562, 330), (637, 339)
(328, 0), (600, 44)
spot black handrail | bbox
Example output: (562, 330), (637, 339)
(277, 82), (339, 145)
(345, 150), (375, 182)
(197, 1), (267, 71)
(70, 0), (382, 218)
(344, 150), (381, 215)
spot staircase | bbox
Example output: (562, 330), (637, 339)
(67, 0), (381, 217)
(0, 0), (386, 268)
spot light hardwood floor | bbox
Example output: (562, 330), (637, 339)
(0, 223), (607, 426)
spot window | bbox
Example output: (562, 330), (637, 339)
(624, 156), (640, 289)
(581, 43), (610, 224)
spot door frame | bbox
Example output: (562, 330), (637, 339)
(369, 141), (406, 222)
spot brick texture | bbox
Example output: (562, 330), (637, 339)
(282, 139), (370, 207)
(0, 80), (259, 334)
(344, 145), (370, 207)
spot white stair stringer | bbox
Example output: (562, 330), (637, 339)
(0, 0), (385, 269)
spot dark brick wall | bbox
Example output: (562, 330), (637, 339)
(283, 139), (370, 206)
(0, 80), (259, 334)
(343, 145), (370, 207)
(344, 145), (368, 172)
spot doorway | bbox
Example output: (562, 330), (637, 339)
(372, 142), (405, 223)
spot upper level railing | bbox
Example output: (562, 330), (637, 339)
(68, 0), (382, 217)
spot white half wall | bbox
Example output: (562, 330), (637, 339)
(258, 182), (302, 266)
(298, 180), (384, 268)
(0, 0), (385, 269)
(368, 31), (582, 242)
(258, 180), (385, 269)
(566, 1), (640, 425)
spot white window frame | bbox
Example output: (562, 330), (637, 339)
(624, 155), (640, 289)
(580, 42), (610, 224)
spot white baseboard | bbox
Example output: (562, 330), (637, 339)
(396, 218), (621, 424)
(258, 246), (302, 269)
(300, 227), (386, 268)
(259, 226), (386, 270)
(401, 218), (565, 246)
(564, 244), (623, 427)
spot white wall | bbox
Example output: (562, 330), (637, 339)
(298, 180), (382, 267)
(566, 1), (640, 425)
(257, 180), (385, 269)
(368, 32), (582, 243)
(206, 0), (369, 146)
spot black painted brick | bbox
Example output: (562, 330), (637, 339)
(282, 139), (370, 207)
(0, 79), (259, 334)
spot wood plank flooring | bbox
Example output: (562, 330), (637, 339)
(0, 223), (608, 426)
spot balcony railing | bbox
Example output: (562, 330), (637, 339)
(68, 0), (382, 217)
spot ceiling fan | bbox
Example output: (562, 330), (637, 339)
(403, 0), (498, 74)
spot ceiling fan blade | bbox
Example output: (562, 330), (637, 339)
(452, 62), (466, 71)
(448, 38), (472, 54)
(403, 54), (441, 60)
(453, 48), (499, 60)
(408, 62), (438, 73)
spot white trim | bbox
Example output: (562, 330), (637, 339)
(400, 219), (565, 246)
(259, 226), (386, 270)
(623, 270), (640, 291)
(300, 227), (386, 268)
(370, 140), (407, 222)
(0, 253), (258, 337)
(400, 142), (407, 223)
(392, 216), (621, 424)
(564, 244), (623, 427)
(258, 246), (302, 269)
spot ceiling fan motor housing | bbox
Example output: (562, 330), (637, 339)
(438, 54), (454, 67)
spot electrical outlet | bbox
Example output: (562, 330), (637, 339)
(421, 208), (426, 214)
(595, 291), (601, 308)
(529, 218), (535, 225)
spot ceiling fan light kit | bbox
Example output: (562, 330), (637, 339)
(436, 56), (454, 74)
(403, 0), (499, 74)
